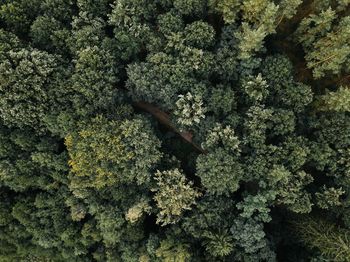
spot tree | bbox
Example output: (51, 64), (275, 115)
(174, 92), (206, 129)
(0, 0), (41, 35)
(152, 169), (201, 226)
(295, 10), (350, 78)
(320, 86), (350, 112)
(208, 0), (241, 24)
(234, 23), (268, 60)
(70, 46), (119, 117)
(155, 236), (192, 262)
(294, 216), (350, 262)
(196, 148), (243, 195)
(30, 16), (71, 54)
(0, 48), (70, 131)
(65, 114), (162, 194)
(173, 0), (206, 16)
(315, 186), (345, 210)
(0, 125), (68, 192)
(277, 0), (302, 22)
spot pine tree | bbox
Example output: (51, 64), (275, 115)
(295, 10), (350, 78)
(294, 216), (350, 261)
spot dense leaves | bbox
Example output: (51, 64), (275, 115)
(0, 0), (350, 261)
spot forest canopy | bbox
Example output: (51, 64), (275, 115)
(0, 0), (350, 261)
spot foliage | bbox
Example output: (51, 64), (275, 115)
(208, 0), (241, 24)
(155, 236), (192, 262)
(243, 73), (269, 102)
(201, 123), (240, 152)
(278, 0), (302, 20)
(125, 199), (152, 224)
(0, 48), (69, 131)
(152, 169), (201, 226)
(320, 86), (350, 112)
(66, 114), (162, 193)
(315, 186), (345, 209)
(174, 93), (206, 128)
(294, 216), (350, 261)
(203, 229), (234, 257)
(197, 148), (243, 195)
(295, 10), (350, 78)
(1, 0), (350, 261)
(234, 23), (268, 60)
(70, 46), (119, 117)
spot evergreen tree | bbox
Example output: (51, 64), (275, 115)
(295, 9), (350, 78)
